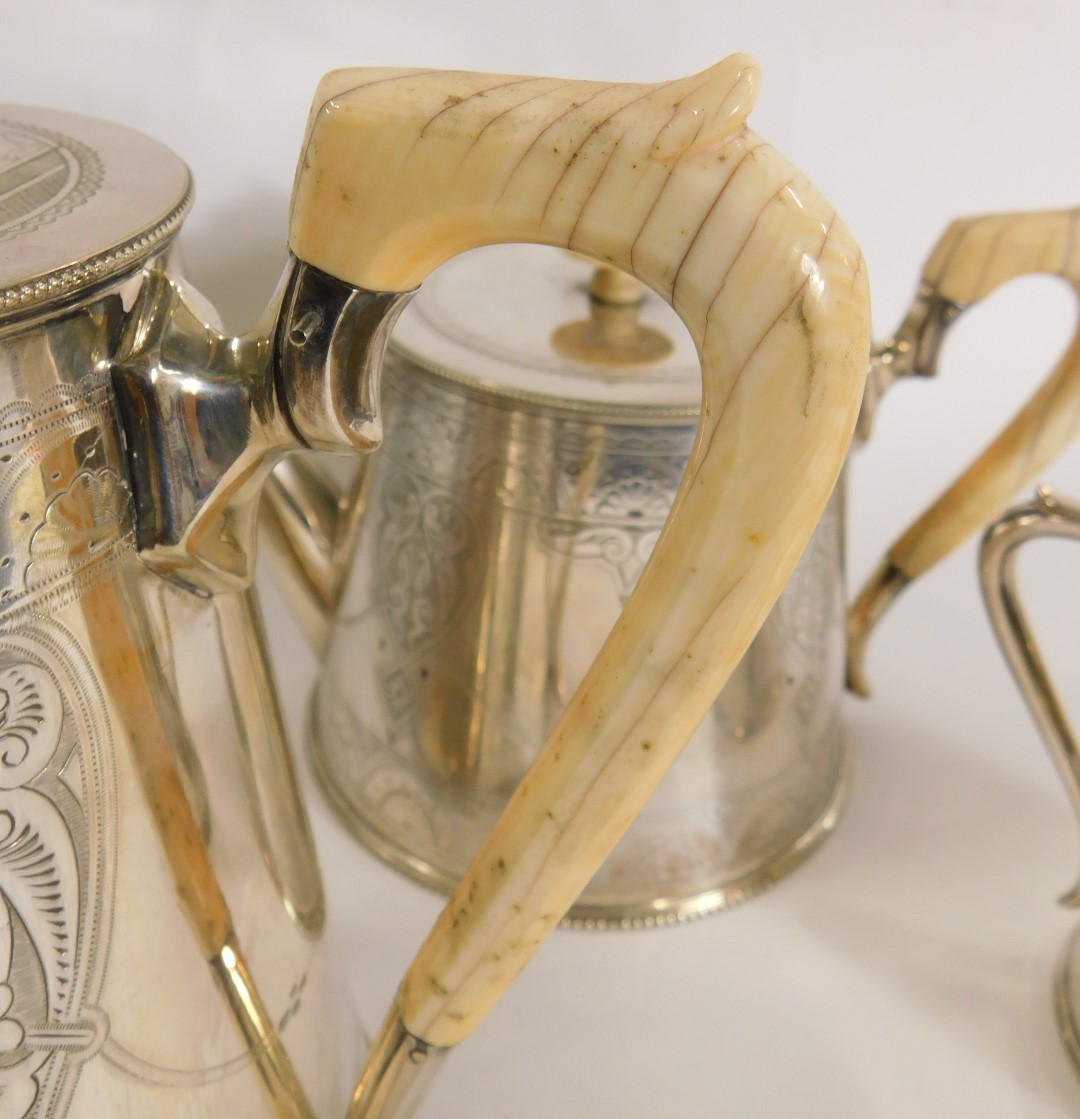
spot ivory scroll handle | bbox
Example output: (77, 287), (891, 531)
(288, 54), (872, 1091)
(848, 207), (1080, 695)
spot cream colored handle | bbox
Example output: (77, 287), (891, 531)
(289, 57), (871, 1059)
(290, 57), (760, 293)
(980, 488), (1080, 907)
(848, 208), (1080, 695)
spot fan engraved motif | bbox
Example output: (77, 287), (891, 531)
(0, 377), (136, 619)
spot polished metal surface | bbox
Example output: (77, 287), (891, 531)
(549, 265), (675, 367)
(981, 488), (1080, 1083)
(213, 589), (326, 935)
(347, 1012), (448, 1119)
(854, 286), (961, 444)
(0, 272), (352, 1118)
(0, 105), (192, 325)
(980, 486), (1080, 902)
(281, 246), (850, 927)
(1055, 924), (1080, 1081)
(260, 454), (369, 658)
(275, 261), (414, 455)
(108, 256), (413, 596)
(110, 265), (295, 594)
(0, 104), (364, 1118)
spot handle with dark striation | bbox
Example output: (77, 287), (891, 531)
(848, 207), (1080, 695)
(287, 55), (872, 1114)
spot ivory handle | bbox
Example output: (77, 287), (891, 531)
(848, 208), (1080, 695)
(289, 58), (871, 1053)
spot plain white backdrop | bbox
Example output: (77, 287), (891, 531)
(6, 2), (1080, 1115)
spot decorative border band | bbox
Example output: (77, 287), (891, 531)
(0, 178), (193, 322)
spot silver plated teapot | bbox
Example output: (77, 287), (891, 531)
(264, 246), (850, 927)
(262, 202), (1080, 929)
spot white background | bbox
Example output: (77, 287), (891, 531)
(6, 2), (1080, 1115)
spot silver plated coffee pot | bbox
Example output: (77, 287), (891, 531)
(0, 57), (875, 1117)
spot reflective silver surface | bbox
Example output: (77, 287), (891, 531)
(275, 261), (414, 456)
(855, 286), (961, 444)
(0, 274), (354, 1118)
(0, 105), (192, 323)
(276, 247), (850, 926)
(981, 488), (1080, 1082)
(0, 104), (368, 1118)
(981, 486), (1080, 902)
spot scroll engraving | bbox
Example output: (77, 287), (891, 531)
(0, 621), (117, 1118)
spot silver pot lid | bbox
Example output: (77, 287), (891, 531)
(388, 243), (702, 419)
(0, 104), (192, 325)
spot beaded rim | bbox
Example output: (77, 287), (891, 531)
(0, 176), (194, 324)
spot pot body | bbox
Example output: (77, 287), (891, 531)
(0, 108), (354, 1118)
(308, 275), (847, 925)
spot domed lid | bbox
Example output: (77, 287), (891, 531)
(389, 243), (702, 419)
(0, 104), (192, 325)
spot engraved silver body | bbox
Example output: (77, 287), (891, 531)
(0, 105), (363, 1118)
(270, 246), (849, 926)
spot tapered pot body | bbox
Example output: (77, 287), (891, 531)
(307, 246), (848, 926)
(0, 106), (355, 1118)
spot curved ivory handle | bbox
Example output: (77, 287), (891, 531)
(980, 487), (1080, 906)
(848, 207), (1080, 695)
(291, 57), (762, 293)
(289, 56), (871, 1098)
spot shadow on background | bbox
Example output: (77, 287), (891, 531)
(790, 696), (1080, 1113)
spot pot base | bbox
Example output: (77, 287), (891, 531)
(307, 699), (851, 929)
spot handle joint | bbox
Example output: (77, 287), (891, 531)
(348, 1009), (448, 1119)
(856, 288), (962, 442)
(274, 259), (414, 455)
(110, 267), (299, 594)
